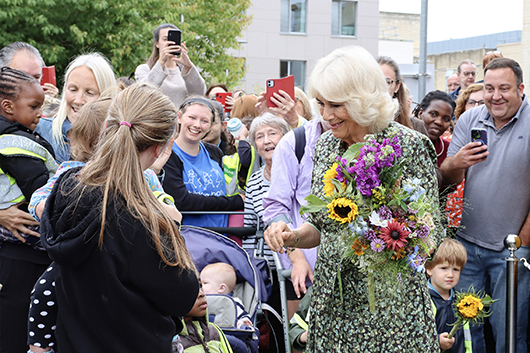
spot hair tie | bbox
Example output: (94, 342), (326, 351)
(120, 121), (132, 128)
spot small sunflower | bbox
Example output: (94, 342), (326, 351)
(457, 295), (484, 318)
(327, 197), (358, 224)
(323, 163), (342, 196)
(379, 221), (410, 251)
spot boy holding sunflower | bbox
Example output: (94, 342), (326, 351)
(425, 238), (471, 353)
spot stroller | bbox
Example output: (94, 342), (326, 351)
(181, 210), (291, 353)
(181, 224), (273, 352)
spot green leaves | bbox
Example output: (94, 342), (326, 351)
(0, 0), (251, 87)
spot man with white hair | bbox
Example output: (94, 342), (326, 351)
(446, 73), (459, 93)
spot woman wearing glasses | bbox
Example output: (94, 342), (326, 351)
(454, 83), (485, 122)
(376, 56), (428, 136)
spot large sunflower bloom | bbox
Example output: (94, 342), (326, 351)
(379, 220), (410, 251)
(327, 197), (358, 224)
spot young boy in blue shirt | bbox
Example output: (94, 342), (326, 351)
(425, 238), (471, 353)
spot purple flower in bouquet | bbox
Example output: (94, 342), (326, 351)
(350, 136), (402, 196)
(371, 238), (385, 252)
(364, 229), (377, 241)
(416, 225), (430, 238)
(377, 206), (392, 221)
(335, 157), (349, 184)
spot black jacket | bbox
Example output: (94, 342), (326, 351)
(429, 287), (465, 353)
(163, 142), (244, 211)
(0, 114), (55, 203)
(41, 168), (199, 352)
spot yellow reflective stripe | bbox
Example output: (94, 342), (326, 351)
(0, 146), (47, 161)
(291, 312), (309, 331)
(12, 195), (25, 203)
(212, 323), (233, 353)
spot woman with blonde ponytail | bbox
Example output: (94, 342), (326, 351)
(40, 82), (199, 352)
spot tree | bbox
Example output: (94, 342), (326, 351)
(0, 0), (251, 88)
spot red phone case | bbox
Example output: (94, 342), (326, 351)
(266, 75), (295, 108)
(41, 66), (56, 87)
(215, 92), (232, 113)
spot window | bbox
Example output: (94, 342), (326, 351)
(332, 0), (357, 36)
(281, 0), (307, 34)
(280, 60), (306, 89)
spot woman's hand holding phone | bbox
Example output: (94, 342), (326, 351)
(174, 42), (193, 74)
(270, 90), (299, 128)
(42, 83), (58, 99)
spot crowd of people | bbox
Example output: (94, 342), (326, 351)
(0, 23), (529, 353)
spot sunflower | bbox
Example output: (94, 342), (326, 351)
(327, 197), (358, 224)
(457, 295), (484, 318)
(379, 220), (410, 251)
(323, 163), (342, 196)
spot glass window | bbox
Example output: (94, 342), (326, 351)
(332, 0), (357, 36)
(281, 0), (307, 33)
(280, 60), (306, 89)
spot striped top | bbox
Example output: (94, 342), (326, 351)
(243, 166), (275, 269)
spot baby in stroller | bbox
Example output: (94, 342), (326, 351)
(201, 262), (258, 353)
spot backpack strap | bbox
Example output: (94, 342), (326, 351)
(293, 125), (306, 164)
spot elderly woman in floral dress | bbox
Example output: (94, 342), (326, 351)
(264, 46), (443, 352)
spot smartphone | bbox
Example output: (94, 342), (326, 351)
(40, 66), (56, 87)
(167, 29), (182, 56)
(266, 75), (295, 108)
(215, 92), (232, 113)
(471, 128), (487, 154)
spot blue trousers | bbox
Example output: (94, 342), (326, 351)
(455, 236), (530, 353)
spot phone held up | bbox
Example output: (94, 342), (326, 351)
(215, 92), (232, 113)
(471, 128), (487, 155)
(266, 75), (295, 108)
(41, 66), (56, 87)
(167, 29), (182, 57)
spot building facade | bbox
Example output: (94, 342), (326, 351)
(234, 0), (380, 93)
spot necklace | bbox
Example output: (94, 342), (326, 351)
(436, 137), (445, 158)
(263, 167), (271, 181)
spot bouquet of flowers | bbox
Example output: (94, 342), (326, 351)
(442, 286), (496, 352)
(301, 131), (438, 312)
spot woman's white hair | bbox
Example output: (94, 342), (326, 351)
(52, 52), (116, 148)
(307, 46), (398, 133)
(248, 112), (291, 149)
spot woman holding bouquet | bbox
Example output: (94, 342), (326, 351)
(264, 46), (442, 352)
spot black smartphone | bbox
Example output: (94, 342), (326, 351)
(167, 29), (181, 56)
(471, 128), (487, 154)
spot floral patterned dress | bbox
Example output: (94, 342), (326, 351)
(305, 122), (442, 352)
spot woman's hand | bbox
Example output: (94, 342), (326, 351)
(289, 249), (314, 298)
(238, 124), (249, 141)
(264, 221), (296, 253)
(270, 90), (300, 128)
(160, 201), (182, 223)
(225, 94), (235, 112)
(42, 83), (59, 99)
(175, 42), (193, 75)
(158, 40), (180, 70)
(35, 201), (46, 220)
(255, 91), (269, 116)
(150, 136), (174, 175)
(0, 203), (40, 242)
